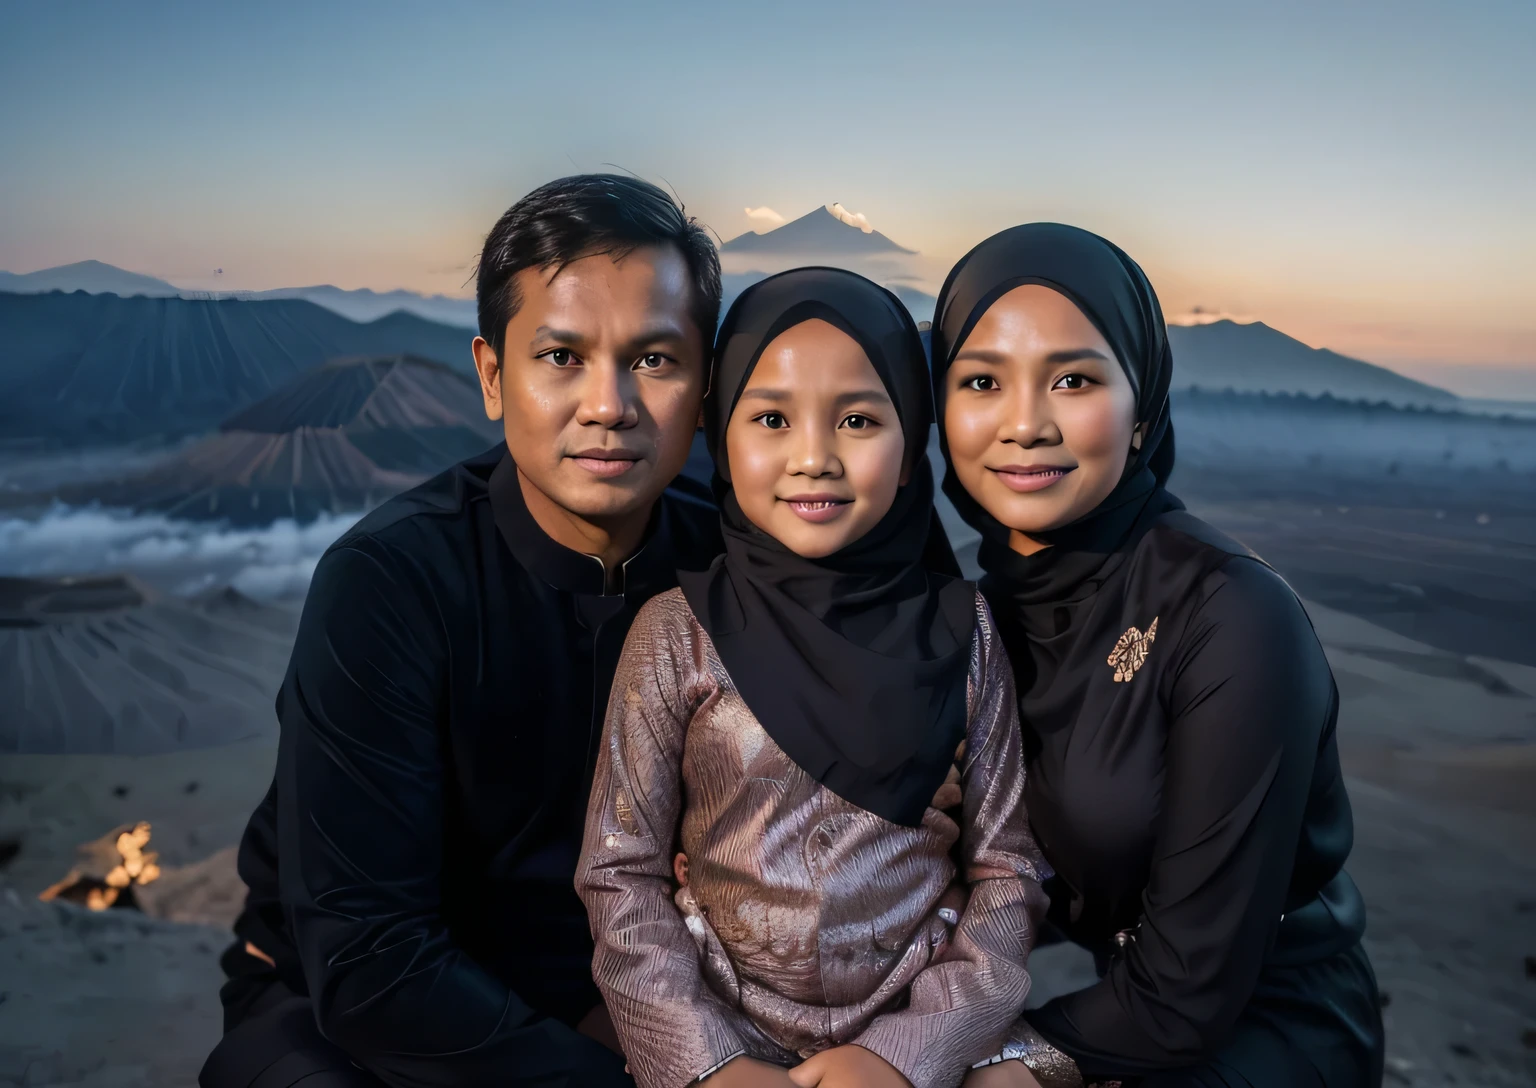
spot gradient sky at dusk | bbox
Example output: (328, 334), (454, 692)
(2, 1), (1532, 394)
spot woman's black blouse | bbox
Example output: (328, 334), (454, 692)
(1003, 510), (1367, 1076)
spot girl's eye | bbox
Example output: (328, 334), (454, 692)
(1053, 373), (1092, 391)
(635, 353), (669, 371)
(841, 414), (876, 431)
(962, 375), (998, 392)
(755, 412), (787, 430)
(545, 349), (576, 367)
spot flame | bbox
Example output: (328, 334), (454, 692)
(38, 820), (162, 912)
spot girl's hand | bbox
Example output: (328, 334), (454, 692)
(788, 1045), (912, 1087)
(963, 1062), (1045, 1088)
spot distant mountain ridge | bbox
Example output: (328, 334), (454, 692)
(722, 207), (916, 257)
(0, 260), (179, 298)
(0, 261), (478, 328)
(1167, 320), (1454, 407)
(0, 292), (473, 446)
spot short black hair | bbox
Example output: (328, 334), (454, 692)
(475, 174), (721, 360)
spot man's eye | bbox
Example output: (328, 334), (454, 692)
(963, 375), (998, 392)
(841, 414), (876, 430)
(545, 349), (576, 367)
(635, 353), (670, 371)
(755, 412), (787, 430)
(1053, 373), (1090, 390)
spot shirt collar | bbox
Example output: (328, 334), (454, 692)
(489, 450), (674, 598)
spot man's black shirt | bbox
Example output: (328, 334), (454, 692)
(228, 444), (721, 1085)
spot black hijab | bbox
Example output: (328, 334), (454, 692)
(679, 267), (975, 828)
(930, 223), (1184, 619)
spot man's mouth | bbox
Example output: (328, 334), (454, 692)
(990, 464), (1074, 493)
(569, 448), (644, 479)
(781, 493), (853, 524)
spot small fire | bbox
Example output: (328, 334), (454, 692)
(39, 821), (163, 912)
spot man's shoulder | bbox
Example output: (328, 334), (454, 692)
(328, 445), (500, 561)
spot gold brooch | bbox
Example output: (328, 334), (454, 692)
(1108, 617), (1158, 682)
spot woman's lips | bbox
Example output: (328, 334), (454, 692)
(991, 465), (1073, 493)
(781, 495), (852, 523)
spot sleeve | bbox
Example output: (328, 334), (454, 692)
(275, 543), (630, 1088)
(1027, 559), (1337, 1079)
(854, 596), (1052, 1088)
(576, 599), (767, 1088)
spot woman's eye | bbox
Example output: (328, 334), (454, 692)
(755, 412), (787, 430)
(1053, 373), (1091, 391)
(635, 353), (669, 371)
(841, 414), (876, 431)
(546, 349), (576, 367)
(963, 375), (998, 392)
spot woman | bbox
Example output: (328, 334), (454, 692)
(577, 268), (1049, 1088)
(933, 225), (1384, 1088)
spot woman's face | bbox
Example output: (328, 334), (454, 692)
(942, 284), (1139, 553)
(724, 318), (907, 559)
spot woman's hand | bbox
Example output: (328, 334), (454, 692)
(789, 1045), (912, 1087)
(702, 1057), (797, 1086)
(963, 1061), (1044, 1088)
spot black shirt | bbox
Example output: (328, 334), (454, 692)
(996, 511), (1368, 1078)
(230, 445), (721, 1085)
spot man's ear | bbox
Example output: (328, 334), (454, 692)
(471, 335), (504, 422)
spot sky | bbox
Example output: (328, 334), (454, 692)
(2, 0), (1533, 395)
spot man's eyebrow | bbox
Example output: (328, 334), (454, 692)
(621, 324), (692, 350)
(530, 326), (585, 347)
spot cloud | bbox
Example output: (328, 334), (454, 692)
(743, 206), (786, 226)
(1167, 306), (1259, 327)
(828, 203), (874, 234)
(0, 504), (362, 600)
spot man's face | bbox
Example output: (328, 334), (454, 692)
(472, 246), (708, 527)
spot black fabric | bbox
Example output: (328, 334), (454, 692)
(224, 445), (718, 1088)
(678, 267), (974, 828)
(931, 227), (1381, 1083)
(203, 987), (633, 1088)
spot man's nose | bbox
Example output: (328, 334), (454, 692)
(575, 360), (639, 429)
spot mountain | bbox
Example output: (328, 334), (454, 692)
(0, 292), (474, 446)
(720, 271), (935, 325)
(1168, 320), (1456, 407)
(0, 260), (179, 298)
(722, 207), (916, 257)
(55, 355), (499, 524)
(0, 574), (297, 754)
(239, 285), (477, 329)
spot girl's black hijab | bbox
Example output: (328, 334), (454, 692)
(678, 267), (975, 828)
(930, 223), (1183, 616)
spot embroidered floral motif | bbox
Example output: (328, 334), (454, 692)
(1107, 617), (1158, 682)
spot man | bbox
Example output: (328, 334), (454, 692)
(203, 174), (723, 1088)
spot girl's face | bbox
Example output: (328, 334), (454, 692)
(724, 318), (907, 559)
(942, 284), (1140, 555)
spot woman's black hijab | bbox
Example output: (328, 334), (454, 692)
(678, 267), (975, 828)
(930, 223), (1184, 614)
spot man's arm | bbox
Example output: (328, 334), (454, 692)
(274, 542), (630, 1087)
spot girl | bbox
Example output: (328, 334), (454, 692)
(577, 268), (1049, 1088)
(934, 225), (1384, 1088)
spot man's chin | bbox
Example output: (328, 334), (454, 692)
(543, 465), (661, 522)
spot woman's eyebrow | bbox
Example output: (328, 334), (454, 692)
(1044, 348), (1111, 364)
(831, 388), (891, 408)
